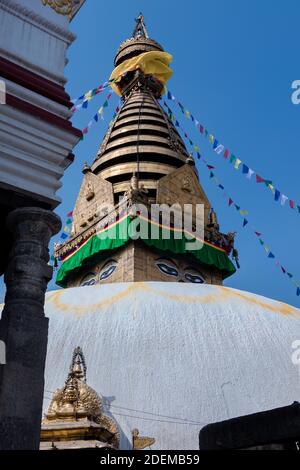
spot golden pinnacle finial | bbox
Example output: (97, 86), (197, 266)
(132, 13), (149, 39)
(70, 346), (86, 382)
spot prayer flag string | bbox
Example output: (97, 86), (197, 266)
(162, 101), (300, 296)
(165, 88), (300, 217)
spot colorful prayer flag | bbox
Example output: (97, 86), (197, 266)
(215, 145), (224, 154)
(247, 169), (254, 179)
(256, 174), (265, 183)
(242, 164), (249, 174)
(234, 158), (242, 170)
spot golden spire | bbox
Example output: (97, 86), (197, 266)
(132, 13), (149, 39)
(70, 346), (86, 381)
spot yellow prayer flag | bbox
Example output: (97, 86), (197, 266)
(268, 184), (275, 194)
(234, 158), (242, 169)
(239, 210), (248, 216)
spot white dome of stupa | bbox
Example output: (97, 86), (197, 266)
(43, 282), (300, 450)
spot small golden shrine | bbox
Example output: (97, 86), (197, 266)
(40, 347), (120, 450)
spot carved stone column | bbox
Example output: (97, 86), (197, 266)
(0, 207), (61, 450)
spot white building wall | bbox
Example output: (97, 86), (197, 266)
(0, 0), (76, 84)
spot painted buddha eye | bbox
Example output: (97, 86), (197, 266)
(99, 261), (118, 281)
(156, 260), (178, 278)
(81, 272), (96, 287)
(184, 270), (205, 284)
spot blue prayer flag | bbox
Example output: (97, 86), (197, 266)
(242, 164), (249, 174)
(274, 189), (280, 201)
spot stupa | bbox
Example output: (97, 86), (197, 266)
(42, 16), (300, 450)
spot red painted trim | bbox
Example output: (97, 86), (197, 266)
(6, 94), (82, 138)
(0, 57), (72, 108)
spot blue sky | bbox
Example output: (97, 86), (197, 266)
(2, 0), (300, 306)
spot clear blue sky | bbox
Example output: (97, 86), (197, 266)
(2, 0), (300, 306)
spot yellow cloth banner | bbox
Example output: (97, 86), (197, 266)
(109, 51), (173, 96)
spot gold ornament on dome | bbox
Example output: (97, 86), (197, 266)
(42, 0), (81, 20)
(132, 429), (155, 450)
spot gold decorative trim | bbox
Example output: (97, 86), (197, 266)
(42, 0), (82, 20)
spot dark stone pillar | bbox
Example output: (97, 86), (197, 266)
(0, 207), (61, 450)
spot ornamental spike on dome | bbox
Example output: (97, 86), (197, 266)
(70, 346), (86, 382)
(132, 13), (149, 39)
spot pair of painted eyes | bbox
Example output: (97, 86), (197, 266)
(81, 263), (117, 286)
(156, 262), (205, 284)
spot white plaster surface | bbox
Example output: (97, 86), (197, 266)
(42, 282), (300, 449)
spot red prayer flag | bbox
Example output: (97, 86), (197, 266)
(200, 125), (204, 134)
(228, 198), (233, 207)
(256, 174), (265, 183)
(67, 211), (73, 218)
(254, 231), (262, 237)
(289, 200), (295, 209)
(224, 149), (229, 159)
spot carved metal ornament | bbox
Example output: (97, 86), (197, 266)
(42, 0), (82, 20)
(132, 429), (155, 450)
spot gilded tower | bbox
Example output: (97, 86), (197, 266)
(55, 16), (236, 288)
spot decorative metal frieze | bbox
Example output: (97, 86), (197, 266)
(42, 0), (83, 20)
